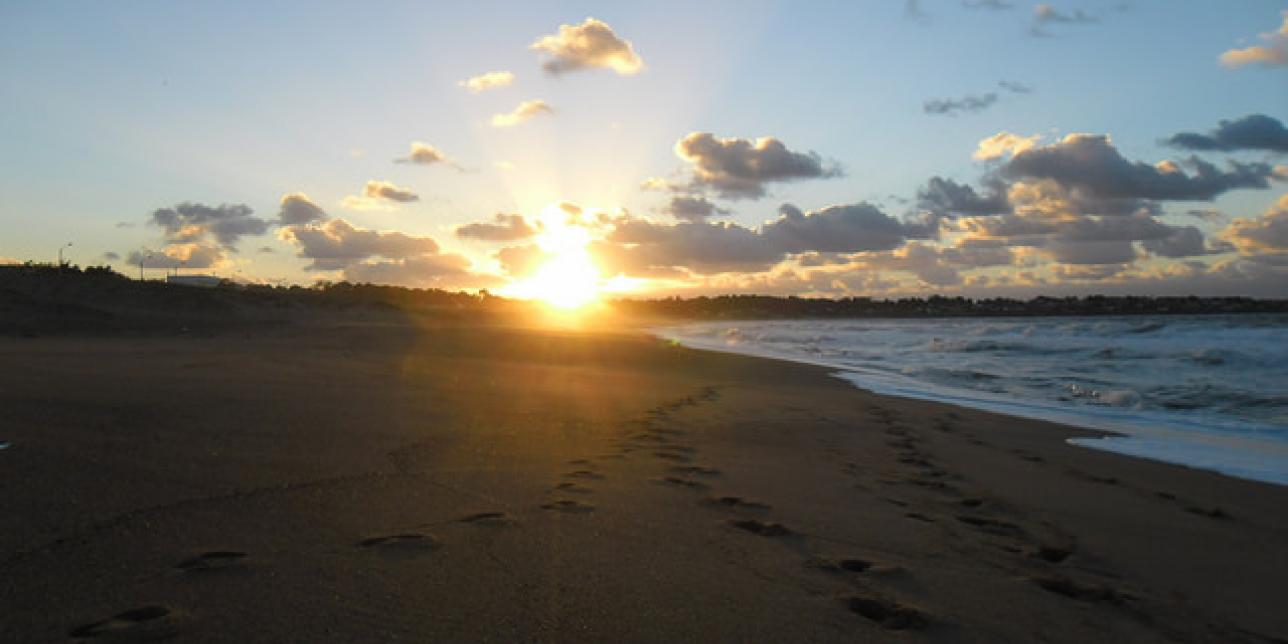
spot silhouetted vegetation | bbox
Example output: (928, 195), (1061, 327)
(611, 293), (1288, 320)
(3, 263), (1285, 338)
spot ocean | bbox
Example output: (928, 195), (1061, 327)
(656, 314), (1288, 485)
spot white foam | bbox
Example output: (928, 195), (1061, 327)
(655, 317), (1288, 487)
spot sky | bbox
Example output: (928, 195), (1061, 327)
(2, 1), (1287, 300)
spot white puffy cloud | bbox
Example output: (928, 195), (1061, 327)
(491, 99), (553, 128)
(974, 132), (1042, 161)
(531, 18), (643, 75)
(458, 71), (514, 93)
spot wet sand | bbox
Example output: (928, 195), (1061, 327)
(2, 316), (1286, 642)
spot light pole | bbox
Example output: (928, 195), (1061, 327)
(139, 252), (153, 281)
(58, 242), (73, 267)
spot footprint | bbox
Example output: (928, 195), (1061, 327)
(659, 476), (709, 490)
(564, 470), (604, 480)
(70, 606), (175, 639)
(1034, 544), (1074, 563)
(175, 551), (246, 572)
(810, 557), (875, 573)
(955, 515), (1026, 537)
(959, 498), (984, 508)
(459, 512), (511, 525)
(843, 596), (928, 630)
(1030, 576), (1126, 604)
(554, 482), (593, 494)
(358, 533), (441, 553)
(728, 519), (792, 537)
(705, 496), (770, 511)
(541, 499), (594, 513)
(1185, 506), (1230, 520)
(567, 459), (593, 466)
(669, 465), (721, 477)
(904, 512), (935, 523)
(653, 451), (692, 463)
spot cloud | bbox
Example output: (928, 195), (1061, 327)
(458, 70), (515, 93)
(395, 142), (459, 167)
(1001, 133), (1275, 201)
(673, 132), (841, 199)
(342, 254), (497, 290)
(1165, 114), (1288, 154)
(341, 180), (419, 210)
(455, 213), (537, 242)
(149, 202), (269, 249)
(491, 99), (553, 128)
(1222, 193), (1288, 260)
(964, 0), (1014, 10)
(905, 0), (931, 23)
(102, 251), (120, 261)
(1030, 3), (1099, 36)
(917, 177), (1011, 215)
(279, 218), (440, 271)
(923, 92), (998, 116)
(1141, 225), (1220, 258)
(998, 80), (1032, 93)
(973, 132), (1042, 161)
(1219, 11), (1288, 69)
(532, 18), (643, 75)
(664, 196), (729, 222)
(495, 243), (552, 277)
(278, 193), (328, 226)
(594, 202), (925, 276)
(126, 242), (225, 270)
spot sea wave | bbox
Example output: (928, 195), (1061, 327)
(656, 314), (1288, 485)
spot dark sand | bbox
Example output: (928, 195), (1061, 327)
(2, 315), (1287, 642)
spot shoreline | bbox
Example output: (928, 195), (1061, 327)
(3, 317), (1287, 641)
(650, 318), (1288, 486)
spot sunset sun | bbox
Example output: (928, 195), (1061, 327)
(503, 204), (602, 309)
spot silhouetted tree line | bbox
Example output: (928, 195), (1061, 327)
(3, 264), (1285, 323)
(610, 293), (1288, 319)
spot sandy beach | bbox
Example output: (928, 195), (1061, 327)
(3, 314), (1287, 642)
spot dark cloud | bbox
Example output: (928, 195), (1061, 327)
(665, 196), (729, 222)
(456, 214), (538, 242)
(763, 203), (918, 253)
(102, 251), (120, 261)
(532, 18), (643, 75)
(281, 218), (439, 271)
(905, 0), (931, 23)
(923, 93), (998, 116)
(1165, 114), (1288, 154)
(1141, 225), (1219, 258)
(1002, 134), (1275, 201)
(1046, 240), (1137, 265)
(278, 193), (328, 226)
(594, 202), (923, 276)
(150, 202), (270, 248)
(674, 132), (841, 199)
(917, 177), (1011, 216)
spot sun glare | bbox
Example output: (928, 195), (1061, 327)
(502, 204), (604, 309)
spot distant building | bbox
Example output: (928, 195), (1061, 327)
(166, 275), (222, 288)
